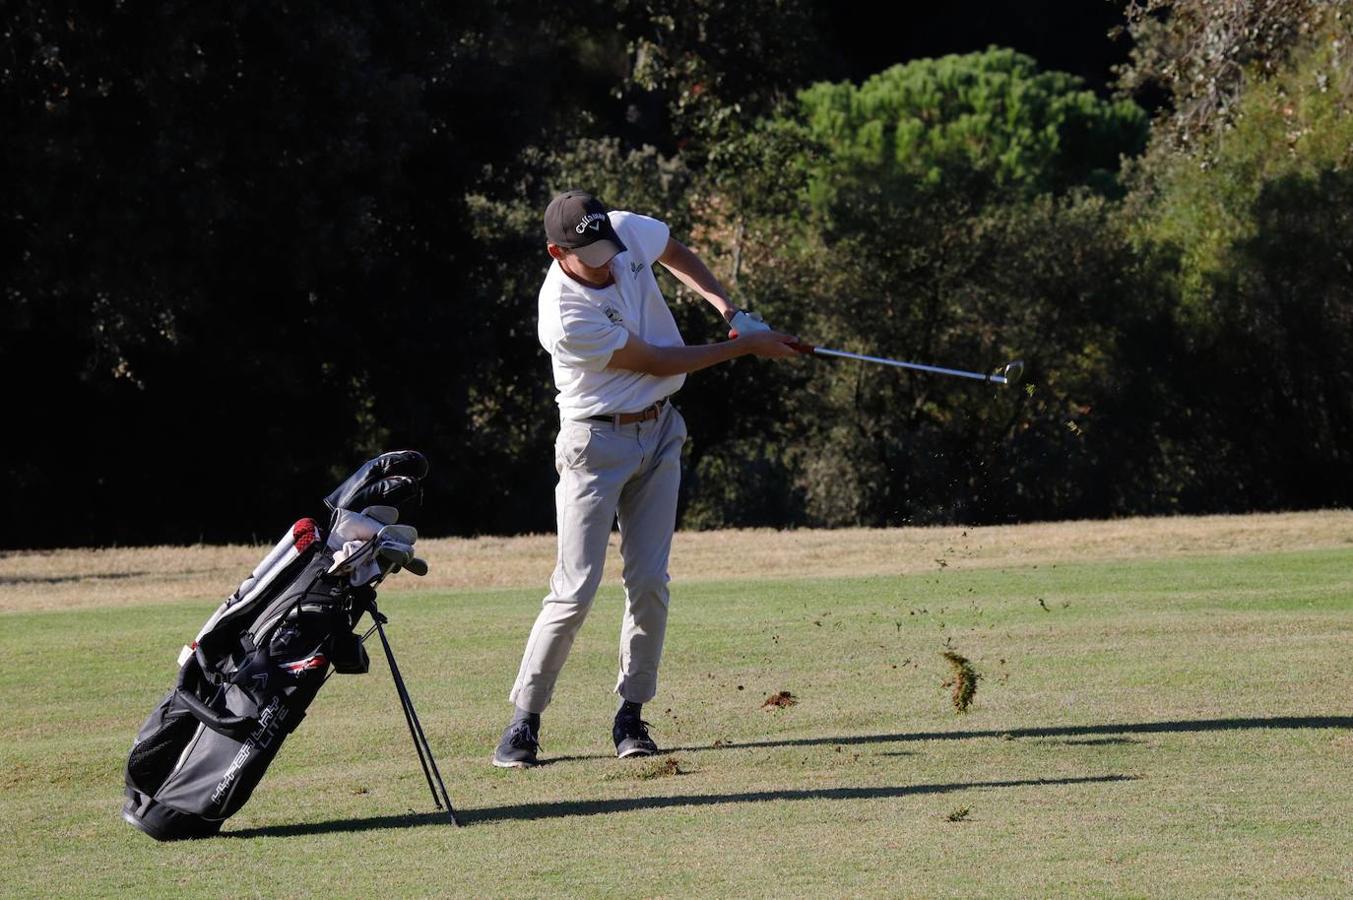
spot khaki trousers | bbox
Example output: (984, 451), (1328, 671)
(509, 403), (687, 713)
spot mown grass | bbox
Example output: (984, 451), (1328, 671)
(1, 542), (1351, 897)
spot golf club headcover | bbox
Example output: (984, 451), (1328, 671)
(327, 522), (427, 586)
(324, 450), (429, 517)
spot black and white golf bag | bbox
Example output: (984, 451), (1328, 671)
(122, 450), (455, 841)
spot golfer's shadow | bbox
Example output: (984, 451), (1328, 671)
(223, 715), (1351, 837)
(226, 774), (1135, 836)
(670, 714), (1353, 753)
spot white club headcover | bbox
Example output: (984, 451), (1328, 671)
(325, 517), (425, 586)
(326, 509), (384, 553)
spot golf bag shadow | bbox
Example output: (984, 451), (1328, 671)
(122, 451), (456, 840)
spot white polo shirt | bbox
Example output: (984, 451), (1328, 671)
(538, 211), (686, 420)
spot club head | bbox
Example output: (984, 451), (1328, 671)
(405, 557), (429, 577)
(361, 505), (400, 526)
(996, 360), (1024, 386)
(376, 524), (418, 546)
(374, 539), (415, 573)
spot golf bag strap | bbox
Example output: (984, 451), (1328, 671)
(175, 654), (261, 741)
(174, 688), (260, 741)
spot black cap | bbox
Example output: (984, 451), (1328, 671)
(544, 190), (628, 267)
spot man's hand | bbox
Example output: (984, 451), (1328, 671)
(735, 329), (801, 359)
(727, 309), (772, 338)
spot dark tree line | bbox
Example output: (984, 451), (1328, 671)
(3, 1), (1349, 547)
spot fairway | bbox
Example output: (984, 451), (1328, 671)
(3, 515), (1352, 896)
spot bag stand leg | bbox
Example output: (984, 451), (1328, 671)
(369, 606), (458, 826)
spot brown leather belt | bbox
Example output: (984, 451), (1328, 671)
(587, 398), (667, 426)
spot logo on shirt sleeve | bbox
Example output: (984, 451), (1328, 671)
(603, 304), (623, 324)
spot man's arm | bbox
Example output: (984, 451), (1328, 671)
(608, 329), (800, 377)
(656, 237), (737, 323)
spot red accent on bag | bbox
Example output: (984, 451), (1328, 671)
(292, 517), (320, 552)
(283, 654), (327, 674)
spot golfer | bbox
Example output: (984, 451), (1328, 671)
(493, 190), (799, 767)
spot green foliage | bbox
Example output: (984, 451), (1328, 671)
(795, 48), (1147, 205)
(1194, 169), (1353, 506)
(0, 0), (688, 542)
(784, 192), (1162, 525)
(1129, 20), (1353, 312)
(1118, 0), (1339, 151)
(676, 29), (1353, 529)
(674, 50), (1163, 528)
(4, 0), (1351, 544)
(1112, 10), (1353, 512)
(546, 138), (696, 234)
(617, 0), (821, 161)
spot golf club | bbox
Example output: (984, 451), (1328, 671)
(791, 342), (1024, 385)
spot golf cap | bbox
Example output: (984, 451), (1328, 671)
(544, 190), (628, 267)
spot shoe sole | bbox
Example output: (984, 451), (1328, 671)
(491, 755), (538, 769)
(616, 746), (658, 759)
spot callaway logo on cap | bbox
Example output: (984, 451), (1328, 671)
(545, 189), (628, 267)
(576, 212), (607, 233)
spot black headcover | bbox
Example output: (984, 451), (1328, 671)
(324, 450), (430, 516)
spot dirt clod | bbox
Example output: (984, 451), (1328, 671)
(644, 757), (684, 779)
(762, 690), (797, 710)
(604, 756), (687, 781)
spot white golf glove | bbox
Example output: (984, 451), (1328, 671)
(728, 309), (772, 338)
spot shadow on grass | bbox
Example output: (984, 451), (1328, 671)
(224, 774), (1134, 836)
(0, 571), (150, 585)
(672, 715), (1353, 753)
(402, 716), (1353, 769)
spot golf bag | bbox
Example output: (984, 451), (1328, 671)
(122, 451), (455, 841)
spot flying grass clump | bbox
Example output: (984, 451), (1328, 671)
(941, 651), (981, 714)
(762, 690), (798, 710)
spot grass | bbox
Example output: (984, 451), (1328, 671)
(2, 517), (1352, 896)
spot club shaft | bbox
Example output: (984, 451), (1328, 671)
(809, 347), (1007, 383)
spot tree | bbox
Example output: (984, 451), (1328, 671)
(0, 1), (667, 543)
(682, 52), (1156, 527)
(795, 47), (1147, 207)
